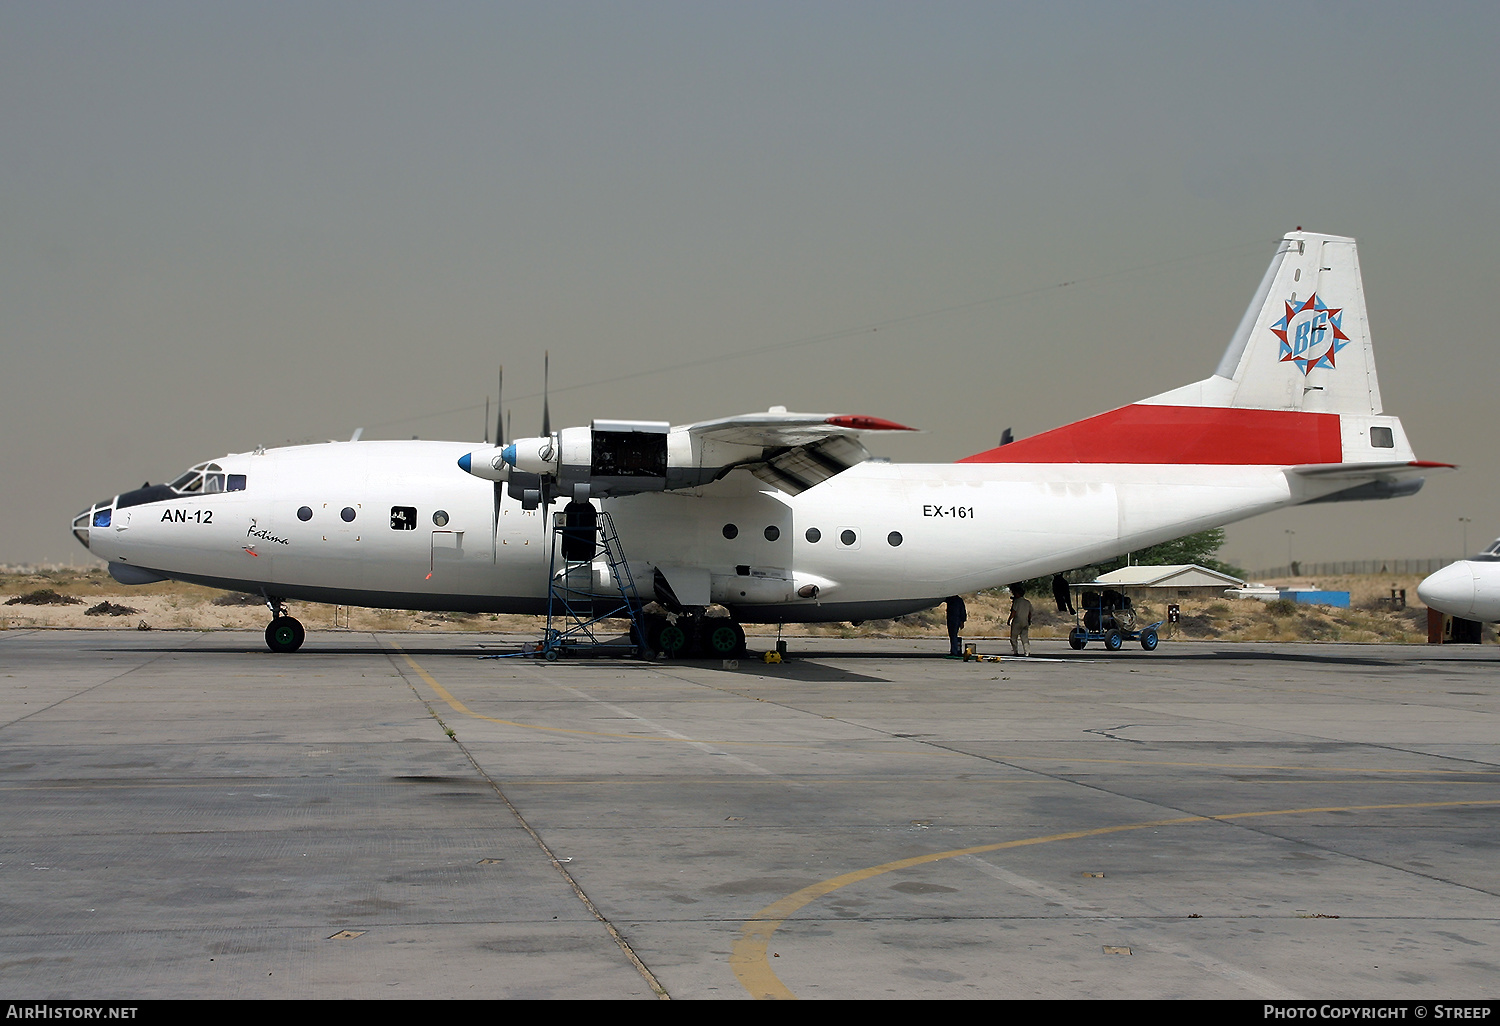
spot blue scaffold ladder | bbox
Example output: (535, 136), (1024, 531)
(540, 507), (647, 660)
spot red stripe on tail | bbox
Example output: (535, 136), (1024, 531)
(959, 405), (1343, 465)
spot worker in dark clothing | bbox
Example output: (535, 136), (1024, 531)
(945, 595), (967, 656)
(1052, 574), (1075, 614)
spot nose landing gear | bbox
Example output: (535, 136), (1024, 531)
(262, 596), (305, 653)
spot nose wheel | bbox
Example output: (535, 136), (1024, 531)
(265, 616), (306, 653)
(261, 596), (305, 652)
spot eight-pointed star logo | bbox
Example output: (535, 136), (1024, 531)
(1270, 293), (1350, 375)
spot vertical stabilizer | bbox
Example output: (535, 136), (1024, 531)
(1146, 230), (1383, 416)
(967, 229), (1421, 468)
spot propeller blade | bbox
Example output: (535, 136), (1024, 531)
(483, 397), (490, 444)
(541, 351), (551, 438)
(496, 365), (505, 446)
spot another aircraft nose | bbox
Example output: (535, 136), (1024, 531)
(1417, 562), (1477, 619)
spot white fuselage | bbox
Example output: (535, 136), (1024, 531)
(82, 437), (1341, 623)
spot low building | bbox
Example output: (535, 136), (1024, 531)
(1089, 564), (1246, 603)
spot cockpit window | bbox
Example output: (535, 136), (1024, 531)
(168, 462), (244, 495)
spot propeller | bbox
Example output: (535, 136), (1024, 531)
(457, 355), (558, 519)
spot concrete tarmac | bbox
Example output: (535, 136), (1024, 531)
(1, 628), (1498, 1000)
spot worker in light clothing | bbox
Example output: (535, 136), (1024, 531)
(1008, 584), (1033, 656)
(945, 595), (967, 656)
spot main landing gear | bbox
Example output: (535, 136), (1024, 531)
(644, 612), (746, 659)
(262, 596), (305, 653)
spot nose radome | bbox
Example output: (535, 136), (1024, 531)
(1417, 562), (1476, 619)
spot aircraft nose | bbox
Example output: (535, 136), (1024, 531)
(71, 498), (116, 551)
(1417, 561), (1476, 619)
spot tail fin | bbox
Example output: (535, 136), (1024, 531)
(962, 229), (1432, 471)
(1147, 229), (1383, 416)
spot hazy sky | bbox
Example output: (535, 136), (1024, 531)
(3, 2), (1497, 571)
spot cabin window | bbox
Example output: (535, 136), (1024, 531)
(228, 475), (247, 492)
(390, 506), (417, 530)
(840, 529), (857, 546)
(341, 507), (357, 523)
(722, 524), (739, 539)
(805, 528), (821, 543)
(1370, 426), (1394, 448)
(297, 506), (313, 522)
(432, 510), (449, 527)
(887, 531), (903, 547)
(764, 526), (780, 542)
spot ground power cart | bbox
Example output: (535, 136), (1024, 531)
(1068, 587), (1163, 652)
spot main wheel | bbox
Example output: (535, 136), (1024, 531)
(1140, 629), (1159, 651)
(653, 621), (691, 658)
(1103, 629), (1123, 652)
(1068, 627), (1087, 650)
(265, 616), (305, 653)
(704, 620), (746, 657)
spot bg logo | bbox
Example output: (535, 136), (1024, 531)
(1271, 294), (1350, 375)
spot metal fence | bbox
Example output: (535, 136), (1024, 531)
(1249, 559), (1452, 579)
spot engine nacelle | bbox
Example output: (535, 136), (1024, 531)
(458, 409), (881, 503)
(461, 420), (687, 500)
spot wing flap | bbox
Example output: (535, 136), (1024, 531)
(681, 409), (915, 493)
(750, 436), (872, 495)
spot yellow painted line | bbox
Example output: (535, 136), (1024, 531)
(730, 799), (1500, 1000)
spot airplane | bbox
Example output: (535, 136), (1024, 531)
(1417, 539), (1500, 622)
(71, 229), (1448, 654)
